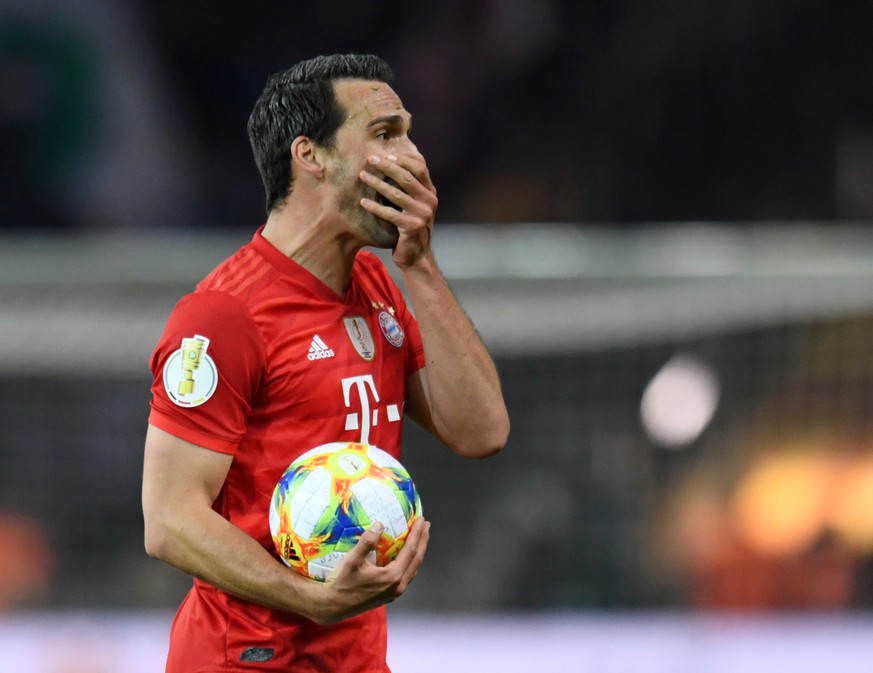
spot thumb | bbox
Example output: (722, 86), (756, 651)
(361, 520), (384, 547)
(345, 521), (384, 563)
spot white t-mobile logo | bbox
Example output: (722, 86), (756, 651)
(342, 374), (401, 444)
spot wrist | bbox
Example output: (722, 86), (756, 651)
(395, 249), (439, 279)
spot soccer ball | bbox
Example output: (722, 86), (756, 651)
(269, 441), (423, 581)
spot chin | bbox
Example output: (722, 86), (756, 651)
(362, 215), (399, 249)
(378, 225), (400, 249)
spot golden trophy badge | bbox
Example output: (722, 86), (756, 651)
(343, 316), (375, 361)
(162, 334), (218, 407)
(178, 336), (207, 395)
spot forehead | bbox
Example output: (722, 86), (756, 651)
(333, 79), (408, 124)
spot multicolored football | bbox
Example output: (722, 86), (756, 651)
(269, 441), (423, 581)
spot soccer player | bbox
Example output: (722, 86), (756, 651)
(141, 54), (510, 672)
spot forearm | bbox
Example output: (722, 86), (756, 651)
(359, 151), (508, 454)
(400, 252), (510, 456)
(143, 425), (426, 626)
(144, 501), (324, 620)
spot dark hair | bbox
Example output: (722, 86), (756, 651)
(247, 54), (395, 213)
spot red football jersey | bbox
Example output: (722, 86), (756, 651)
(148, 228), (425, 672)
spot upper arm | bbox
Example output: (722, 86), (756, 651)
(148, 290), (265, 452)
(405, 363), (508, 459)
(142, 424), (233, 535)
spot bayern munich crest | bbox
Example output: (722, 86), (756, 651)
(378, 310), (405, 348)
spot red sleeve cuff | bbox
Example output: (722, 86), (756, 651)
(148, 409), (238, 455)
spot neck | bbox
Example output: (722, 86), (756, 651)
(261, 201), (362, 296)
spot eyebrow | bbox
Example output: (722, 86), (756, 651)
(366, 114), (412, 131)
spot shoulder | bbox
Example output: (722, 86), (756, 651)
(354, 250), (391, 276)
(353, 251), (417, 326)
(198, 240), (279, 301)
(152, 288), (266, 383)
(171, 289), (252, 327)
(353, 251), (400, 294)
(162, 289), (263, 357)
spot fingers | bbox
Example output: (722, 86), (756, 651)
(398, 516), (429, 562)
(358, 155), (438, 217)
(395, 517), (430, 593)
(370, 154), (436, 195)
(359, 155), (438, 270)
(315, 518), (429, 624)
(342, 520), (383, 567)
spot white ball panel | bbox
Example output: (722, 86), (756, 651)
(307, 550), (376, 581)
(308, 551), (345, 581)
(293, 442), (347, 465)
(351, 478), (408, 537)
(289, 467), (332, 538)
(367, 445), (405, 471)
(268, 499), (280, 537)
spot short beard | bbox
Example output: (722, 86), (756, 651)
(360, 210), (400, 249)
(336, 166), (400, 249)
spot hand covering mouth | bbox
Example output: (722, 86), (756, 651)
(377, 177), (401, 209)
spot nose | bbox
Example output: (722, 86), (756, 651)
(396, 136), (423, 162)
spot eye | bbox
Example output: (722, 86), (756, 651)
(375, 130), (390, 141)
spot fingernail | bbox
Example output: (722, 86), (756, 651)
(369, 155), (381, 164)
(387, 155), (397, 161)
(370, 520), (384, 534)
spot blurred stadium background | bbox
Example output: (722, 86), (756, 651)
(2, 0), (873, 670)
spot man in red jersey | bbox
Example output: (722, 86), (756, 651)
(142, 54), (510, 672)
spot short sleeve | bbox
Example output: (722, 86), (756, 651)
(148, 290), (265, 454)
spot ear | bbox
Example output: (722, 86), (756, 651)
(290, 136), (325, 180)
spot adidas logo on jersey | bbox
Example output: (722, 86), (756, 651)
(307, 334), (335, 360)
